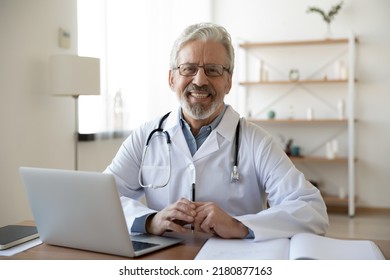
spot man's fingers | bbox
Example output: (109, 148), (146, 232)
(147, 198), (197, 235)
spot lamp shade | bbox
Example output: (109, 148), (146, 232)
(49, 55), (100, 96)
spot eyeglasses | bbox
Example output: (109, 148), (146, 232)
(175, 63), (229, 77)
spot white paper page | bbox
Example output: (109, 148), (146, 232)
(195, 237), (290, 260)
(289, 233), (385, 260)
(0, 238), (42, 257)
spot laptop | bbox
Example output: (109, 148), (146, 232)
(19, 167), (182, 258)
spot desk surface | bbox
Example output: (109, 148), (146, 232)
(2, 231), (211, 260)
(2, 234), (390, 260)
(1, 222), (389, 260)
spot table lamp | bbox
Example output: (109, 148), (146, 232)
(49, 55), (100, 170)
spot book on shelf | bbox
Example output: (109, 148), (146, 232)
(195, 232), (385, 260)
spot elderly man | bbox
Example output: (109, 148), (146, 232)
(105, 23), (328, 241)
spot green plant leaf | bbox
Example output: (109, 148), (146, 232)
(307, 1), (343, 24)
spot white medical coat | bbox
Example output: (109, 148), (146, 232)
(105, 105), (329, 241)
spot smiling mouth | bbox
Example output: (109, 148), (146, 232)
(189, 91), (211, 99)
(185, 84), (215, 101)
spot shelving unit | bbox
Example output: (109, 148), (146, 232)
(239, 35), (358, 216)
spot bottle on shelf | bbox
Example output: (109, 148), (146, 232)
(334, 59), (348, 80)
(337, 99), (345, 119)
(307, 107), (314, 120)
(114, 89), (124, 132)
(259, 60), (269, 82)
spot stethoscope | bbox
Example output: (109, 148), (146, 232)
(138, 112), (240, 189)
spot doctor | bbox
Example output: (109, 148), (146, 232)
(105, 23), (329, 241)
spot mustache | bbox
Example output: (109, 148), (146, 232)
(184, 84), (215, 96)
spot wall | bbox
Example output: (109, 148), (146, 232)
(0, 0), (80, 226)
(0, 0), (134, 227)
(0, 0), (389, 227)
(213, 0), (390, 208)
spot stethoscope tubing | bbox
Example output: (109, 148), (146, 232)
(138, 112), (241, 188)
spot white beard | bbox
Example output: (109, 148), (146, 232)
(180, 83), (223, 120)
(180, 95), (222, 120)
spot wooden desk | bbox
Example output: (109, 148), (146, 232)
(2, 222), (389, 260)
(2, 231), (211, 260)
(374, 240), (390, 260)
(2, 234), (390, 260)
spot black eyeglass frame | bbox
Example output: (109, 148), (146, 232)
(174, 63), (230, 77)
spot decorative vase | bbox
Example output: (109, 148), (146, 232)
(267, 110), (276, 119)
(325, 22), (332, 38)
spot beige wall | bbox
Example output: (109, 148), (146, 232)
(0, 0), (79, 226)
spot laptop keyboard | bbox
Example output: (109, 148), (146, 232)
(132, 240), (159, 251)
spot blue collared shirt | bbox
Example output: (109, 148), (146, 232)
(180, 105), (227, 156)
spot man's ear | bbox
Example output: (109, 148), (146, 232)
(168, 70), (175, 91)
(224, 72), (233, 95)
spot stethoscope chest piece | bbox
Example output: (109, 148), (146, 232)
(231, 165), (240, 182)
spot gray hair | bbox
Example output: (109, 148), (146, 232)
(170, 23), (235, 73)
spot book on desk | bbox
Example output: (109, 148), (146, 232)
(0, 225), (39, 250)
(195, 232), (385, 260)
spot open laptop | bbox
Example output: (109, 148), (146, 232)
(19, 167), (182, 258)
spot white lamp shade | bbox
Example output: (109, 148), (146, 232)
(49, 55), (100, 96)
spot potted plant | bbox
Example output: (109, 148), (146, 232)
(307, 1), (344, 37)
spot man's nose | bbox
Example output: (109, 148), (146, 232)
(192, 67), (209, 86)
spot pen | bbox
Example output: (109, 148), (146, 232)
(191, 183), (195, 231)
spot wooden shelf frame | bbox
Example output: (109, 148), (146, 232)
(239, 38), (358, 49)
(249, 118), (349, 124)
(322, 194), (357, 207)
(239, 78), (357, 86)
(289, 156), (358, 164)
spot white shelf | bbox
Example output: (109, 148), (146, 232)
(240, 36), (358, 216)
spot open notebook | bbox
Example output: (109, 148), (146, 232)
(195, 232), (385, 260)
(19, 167), (182, 258)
